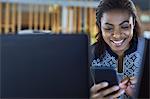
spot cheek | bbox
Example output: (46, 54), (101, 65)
(123, 29), (134, 38)
(126, 26), (134, 37)
(102, 32), (111, 43)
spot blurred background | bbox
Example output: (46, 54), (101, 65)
(0, 0), (150, 44)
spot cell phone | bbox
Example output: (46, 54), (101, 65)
(90, 68), (119, 89)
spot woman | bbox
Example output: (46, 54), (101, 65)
(90, 0), (145, 98)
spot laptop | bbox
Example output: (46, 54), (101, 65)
(136, 38), (150, 98)
(0, 33), (89, 98)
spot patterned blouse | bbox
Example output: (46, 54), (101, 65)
(91, 37), (145, 98)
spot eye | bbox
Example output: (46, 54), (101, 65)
(121, 24), (130, 30)
(121, 26), (129, 29)
(104, 28), (113, 32)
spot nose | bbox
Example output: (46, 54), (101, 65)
(113, 34), (121, 39)
(112, 27), (121, 39)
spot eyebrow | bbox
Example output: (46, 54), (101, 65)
(105, 23), (113, 26)
(119, 20), (129, 25)
(104, 20), (130, 26)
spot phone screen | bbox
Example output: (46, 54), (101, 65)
(90, 68), (119, 88)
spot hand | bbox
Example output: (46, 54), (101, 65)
(119, 76), (137, 96)
(126, 76), (137, 96)
(119, 77), (130, 89)
(90, 82), (125, 99)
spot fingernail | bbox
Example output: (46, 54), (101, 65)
(113, 86), (119, 90)
(119, 83), (122, 86)
(102, 82), (109, 87)
(130, 85), (135, 88)
(121, 90), (125, 94)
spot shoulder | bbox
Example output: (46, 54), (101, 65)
(136, 37), (146, 54)
(124, 37), (146, 67)
(129, 37), (146, 58)
(89, 42), (98, 65)
(137, 37), (145, 47)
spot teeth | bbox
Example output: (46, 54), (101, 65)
(112, 40), (124, 46)
(113, 40), (124, 44)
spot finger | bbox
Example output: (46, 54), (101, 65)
(129, 77), (137, 84)
(119, 78), (129, 89)
(113, 89), (125, 98)
(90, 82), (108, 94)
(130, 84), (136, 88)
(91, 92), (102, 99)
(105, 89), (125, 98)
(101, 85), (120, 96)
(119, 84), (128, 89)
(125, 85), (134, 96)
(130, 76), (135, 80)
(121, 77), (130, 83)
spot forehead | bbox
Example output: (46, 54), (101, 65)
(101, 10), (133, 25)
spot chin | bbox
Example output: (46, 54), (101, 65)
(111, 45), (128, 54)
(113, 48), (125, 52)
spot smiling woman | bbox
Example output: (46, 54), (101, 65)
(101, 10), (134, 56)
(90, 0), (145, 99)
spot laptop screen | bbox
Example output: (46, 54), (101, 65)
(0, 33), (89, 98)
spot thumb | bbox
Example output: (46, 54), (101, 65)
(119, 78), (129, 89)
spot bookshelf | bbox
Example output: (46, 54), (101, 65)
(0, 0), (149, 44)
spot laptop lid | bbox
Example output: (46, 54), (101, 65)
(0, 33), (89, 98)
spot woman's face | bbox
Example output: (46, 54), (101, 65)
(101, 9), (134, 55)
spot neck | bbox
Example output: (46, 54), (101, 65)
(116, 51), (124, 57)
(114, 44), (130, 57)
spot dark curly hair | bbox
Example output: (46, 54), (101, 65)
(94, 0), (142, 58)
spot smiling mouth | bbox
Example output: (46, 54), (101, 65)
(111, 39), (125, 46)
